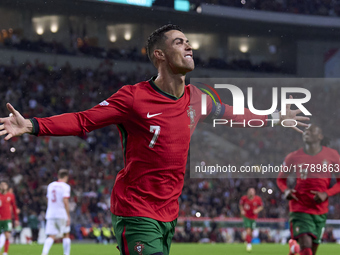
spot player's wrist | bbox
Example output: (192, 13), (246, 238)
(324, 191), (330, 198)
(283, 189), (291, 199)
(270, 110), (281, 126)
(25, 119), (34, 134)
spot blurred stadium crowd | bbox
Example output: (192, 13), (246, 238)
(193, 0), (340, 16)
(0, 60), (339, 242)
(0, 30), (281, 73)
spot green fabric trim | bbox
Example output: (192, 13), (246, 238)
(150, 76), (184, 100)
(117, 124), (127, 165)
(29, 119), (35, 134)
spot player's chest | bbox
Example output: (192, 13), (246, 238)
(132, 99), (198, 133)
(0, 196), (11, 206)
(245, 200), (259, 209)
(292, 155), (335, 179)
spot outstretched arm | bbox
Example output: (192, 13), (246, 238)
(0, 86), (133, 140)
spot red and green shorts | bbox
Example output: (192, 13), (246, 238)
(289, 212), (327, 244)
(0, 220), (12, 233)
(242, 216), (256, 230)
(112, 214), (177, 255)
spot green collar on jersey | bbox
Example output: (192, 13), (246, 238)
(149, 76), (185, 100)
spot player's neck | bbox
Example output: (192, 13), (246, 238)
(304, 143), (322, 155)
(154, 72), (185, 98)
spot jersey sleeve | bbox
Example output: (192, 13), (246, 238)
(276, 154), (293, 192)
(326, 150), (340, 197)
(63, 185), (71, 198)
(258, 196), (263, 206)
(10, 194), (19, 221)
(31, 85), (134, 136)
(239, 196), (245, 206)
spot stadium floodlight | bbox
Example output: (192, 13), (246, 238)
(124, 32), (131, 40)
(36, 26), (44, 35)
(239, 44), (249, 53)
(50, 24), (58, 33)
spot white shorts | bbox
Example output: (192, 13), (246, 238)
(45, 219), (70, 236)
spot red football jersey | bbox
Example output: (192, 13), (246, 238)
(0, 192), (18, 221)
(33, 77), (269, 222)
(239, 195), (263, 219)
(277, 146), (340, 215)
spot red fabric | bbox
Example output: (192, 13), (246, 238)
(4, 239), (9, 252)
(246, 234), (252, 244)
(35, 80), (269, 222)
(277, 147), (340, 215)
(325, 177), (340, 197)
(239, 195), (263, 219)
(0, 192), (18, 220)
(300, 248), (312, 255)
(122, 226), (130, 255)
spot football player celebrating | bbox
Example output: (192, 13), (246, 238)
(277, 124), (340, 255)
(0, 24), (308, 255)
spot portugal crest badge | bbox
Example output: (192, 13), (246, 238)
(187, 106), (196, 128)
(134, 242), (145, 255)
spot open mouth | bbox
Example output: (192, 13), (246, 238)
(185, 53), (193, 59)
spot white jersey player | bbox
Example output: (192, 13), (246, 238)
(42, 169), (71, 255)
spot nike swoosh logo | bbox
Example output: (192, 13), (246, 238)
(147, 112), (162, 118)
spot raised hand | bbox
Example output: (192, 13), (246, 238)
(0, 103), (32, 140)
(280, 95), (310, 133)
(310, 191), (328, 203)
(284, 189), (299, 201)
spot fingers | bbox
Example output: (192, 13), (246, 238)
(310, 191), (317, 194)
(295, 121), (309, 127)
(4, 133), (13, 141)
(292, 189), (297, 193)
(6, 103), (16, 116)
(291, 194), (299, 201)
(314, 195), (321, 203)
(0, 124), (4, 130)
(294, 116), (310, 121)
(0, 130), (8, 137)
(291, 126), (303, 134)
(293, 108), (302, 115)
(286, 95), (293, 111)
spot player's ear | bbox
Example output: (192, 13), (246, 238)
(319, 133), (324, 141)
(154, 49), (165, 61)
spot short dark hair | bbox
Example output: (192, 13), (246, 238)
(0, 180), (9, 186)
(309, 123), (330, 147)
(146, 24), (182, 66)
(58, 169), (69, 179)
